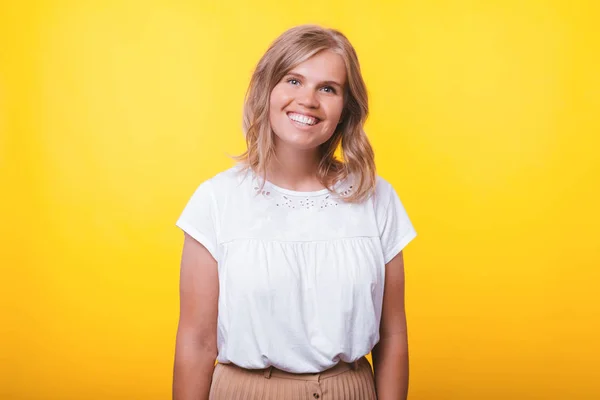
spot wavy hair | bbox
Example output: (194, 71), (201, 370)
(233, 24), (376, 203)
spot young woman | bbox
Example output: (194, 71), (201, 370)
(173, 24), (417, 400)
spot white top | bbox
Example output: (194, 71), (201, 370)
(176, 165), (417, 373)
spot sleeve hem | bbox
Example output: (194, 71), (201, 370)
(176, 220), (218, 262)
(383, 228), (417, 265)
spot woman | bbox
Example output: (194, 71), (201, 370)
(173, 24), (417, 400)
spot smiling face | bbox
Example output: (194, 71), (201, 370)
(269, 49), (347, 153)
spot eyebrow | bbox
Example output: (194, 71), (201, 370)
(285, 72), (343, 88)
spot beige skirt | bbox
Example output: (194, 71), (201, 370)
(208, 356), (377, 400)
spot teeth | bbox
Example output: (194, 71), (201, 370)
(288, 113), (318, 126)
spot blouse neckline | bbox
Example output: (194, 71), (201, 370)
(245, 165), (344, 198)
(264, 180), (331, 197)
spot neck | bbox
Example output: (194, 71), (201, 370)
(266, 143), (324, 191)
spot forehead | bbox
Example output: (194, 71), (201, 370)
(288, 50), (347, 84)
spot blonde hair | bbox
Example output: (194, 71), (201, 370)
(234, 24), (376, 203)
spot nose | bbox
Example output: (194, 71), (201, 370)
(297, 87), (319, 109)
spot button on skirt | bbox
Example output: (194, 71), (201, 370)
(208, 356), (377, 400)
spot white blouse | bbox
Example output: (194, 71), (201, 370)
(176, 165), (417, 373)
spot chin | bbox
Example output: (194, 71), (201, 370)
(275, 134), (330, 152)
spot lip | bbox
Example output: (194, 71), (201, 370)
(286, 111), (321, 130)
(286, 111), (321, 131)
(286, 111), (321, 121)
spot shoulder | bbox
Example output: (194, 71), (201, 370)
(375, 175), (394, 195)
(371, 175), (394, 207)
(196, 164), (250, 196)
(338, 172), (391, 204)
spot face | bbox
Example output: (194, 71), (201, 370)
(269, 49), (347, 153)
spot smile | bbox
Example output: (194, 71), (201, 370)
(287, 112), (320, 126)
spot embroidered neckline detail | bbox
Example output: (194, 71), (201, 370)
(253, 181), (354, 210)
(247, 168), (355, 210)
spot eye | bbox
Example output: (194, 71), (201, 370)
(287, 78), (300, 85)
(321, 86), (336, 94)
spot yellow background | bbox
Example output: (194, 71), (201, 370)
(1, 1), (599, 399)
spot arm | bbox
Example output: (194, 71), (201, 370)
(172, 233), (219, 400)
(372, 251), (409, 400)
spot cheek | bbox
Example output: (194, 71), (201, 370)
(326, 99), (345, 122)
(269, 88), (289, 130)
(269, 89), (278, 108)
(270, 86), (290, 110)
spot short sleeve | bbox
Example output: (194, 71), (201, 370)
(374, 178), (417, 264)
(175, 179), (219, 262)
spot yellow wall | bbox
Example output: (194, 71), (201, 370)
(2, 1), (599, 399)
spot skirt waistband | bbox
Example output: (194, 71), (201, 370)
(219, 357), (365, 382)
